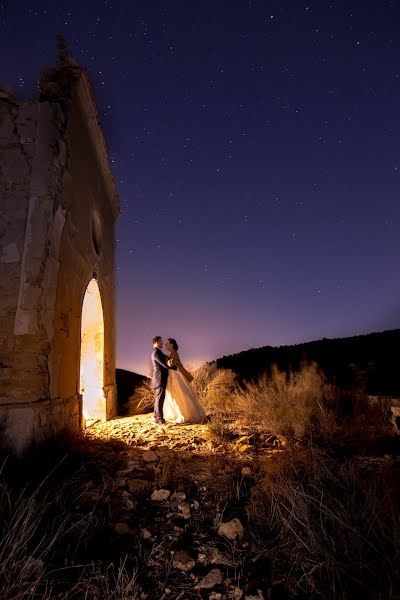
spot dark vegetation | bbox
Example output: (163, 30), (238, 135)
(116, 368), (149, 414)
(1, 331), (400, 599)
(216, 329), (400, 396)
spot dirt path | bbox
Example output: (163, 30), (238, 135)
(80, 414), (285, 599)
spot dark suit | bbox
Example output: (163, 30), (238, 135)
(151, 347), (175, 423)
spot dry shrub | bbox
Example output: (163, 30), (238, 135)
(192, 363), (237, 414)
(127, 381), (154, 415)
(234, 363), (337, 442)
(250, 450), (400, 598)
(192, 364), (238, 441)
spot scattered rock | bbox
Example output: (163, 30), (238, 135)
(178, 502), (191, 519)
(172, 550), (195, 571)
(140, 528), (152, 540)
(151, 489), (171, 501)
(125, 498), (135, 510)
(228, 588), (244, 599)
(241, 466), (252, 478)
(195, 568), (223, 590)
(245, 592), (265, 600)
(142, 450), (158, 463)
(209, 593), (223, 600)
(114, 522), (132, 536)
(209, 548), (231, 566)
(218, 518), (244, 541)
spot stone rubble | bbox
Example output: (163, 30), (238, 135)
(151, 488), (171, 501)
(194, 568), (223, 589)
(218, 518), (245, 541)
(172, 550), (196, 572)
(81, 413), (283, 598)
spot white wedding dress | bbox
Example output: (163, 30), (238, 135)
(163, 369), (206, 424)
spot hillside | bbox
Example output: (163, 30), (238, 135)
(116, 368), (150, 414)
(215, 329), (400, 396)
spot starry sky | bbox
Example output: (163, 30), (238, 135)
(1, 1), (400, 376)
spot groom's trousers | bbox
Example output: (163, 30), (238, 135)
(154, 385), (166, 423)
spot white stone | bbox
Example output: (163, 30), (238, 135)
(178, 502), (191, 519)
(195, 568), (223, 590)
(172, 550), (195, 572)
(114, 522), (131, 536)
(142, 450), (158, 463)
(151, 489), (170, 501)
(140, 528), (152, 540)
(218, 518), (244, 541)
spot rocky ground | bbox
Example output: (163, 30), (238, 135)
(81, 413), (287, 599)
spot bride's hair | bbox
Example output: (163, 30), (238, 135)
(167, 338), (178, 351)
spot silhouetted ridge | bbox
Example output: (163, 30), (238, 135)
(116, 368), (149, 413)
(215, 329), (400, 396)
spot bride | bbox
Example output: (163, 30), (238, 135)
(163, 338), (206, 424)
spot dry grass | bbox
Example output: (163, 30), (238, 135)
(192, 363), (237, 414)
(201, 362), (394, 448)
(249, 450), (400, 598)
(127, 381), (154, 415)
(234, 363), (338, 442)
(0, 440), (142, 600)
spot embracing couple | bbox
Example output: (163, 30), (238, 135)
(150, 336), (206, 426)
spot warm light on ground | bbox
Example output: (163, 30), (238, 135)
(80, 278), (105, 422)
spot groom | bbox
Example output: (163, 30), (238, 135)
(150, 336), (176, 425)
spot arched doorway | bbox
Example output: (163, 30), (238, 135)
(80, 278), (105, 424)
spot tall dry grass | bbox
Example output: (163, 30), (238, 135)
(234, 362), (338, 442)
(192, 363), (237, 414)
(127, 381), (154, 415)
(199, 362), (394, 447)
(0, 444), (140, 600)
(250, 450), (400, 598)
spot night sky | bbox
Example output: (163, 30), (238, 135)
(2, 1), (400, 376)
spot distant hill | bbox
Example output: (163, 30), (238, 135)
(215, 329), (400, 396)
(116, 368), (150, 414)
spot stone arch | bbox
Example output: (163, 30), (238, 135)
(79, 278), (105, 423)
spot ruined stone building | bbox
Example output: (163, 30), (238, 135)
(0, 39), (120, 453)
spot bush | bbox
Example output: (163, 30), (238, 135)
(192, 363), (237, 414)
(127, 381), (154, 415)
(234, 362), (338, 442)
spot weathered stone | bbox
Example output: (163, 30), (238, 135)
(228, 587), (244, 599)
(172, 550), (195, 572)
(244, 592), (265, 600)
(178, 502), (191, 519)
(0, 45), (119, 455)
(140, 528), (152, 540)
(151, 489), (171, 501)
(114, 522), (132, 536)
(218, 518), (244, 541)
(241, 466), (252, 478)
(142, 450), (158, 463)
(194, 568), (223, 589)
(209, 548), (231, 566)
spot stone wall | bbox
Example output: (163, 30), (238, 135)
(0, 62), (119, 454)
